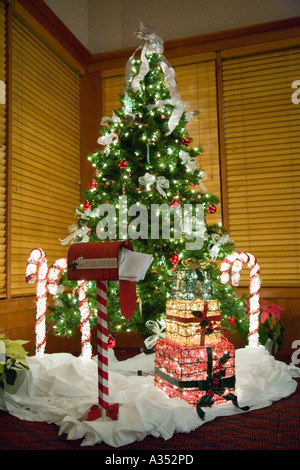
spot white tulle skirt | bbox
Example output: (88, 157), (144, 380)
(0, 346), (299, 447)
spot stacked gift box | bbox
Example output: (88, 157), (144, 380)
(165, 298), (223, 347)
(154, 338), (235, 408)
(155, 266), (237, 417)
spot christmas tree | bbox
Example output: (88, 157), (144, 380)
(47, 24), (249, 344)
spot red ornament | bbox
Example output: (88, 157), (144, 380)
(161, 114), (166, 119)
(89, 179), (98, 189)
(170, 253), (180, 267)
(107, 336), (116, 349)
(83, 201), (92, 211)
(208, 205), (217, 214)
(170, 199), (180, 210)
(182, 137), (190, 146)
(119, 160), (129, 169)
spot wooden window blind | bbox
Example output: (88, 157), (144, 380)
(222, 47), (300, 286)
(175, 60), (221, 225)
(102, 58), (221, 225)
(11, 13), (81, 297)
(0, 0), (6, 298)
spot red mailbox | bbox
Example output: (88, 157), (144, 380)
(68, 240), (137, 321)
(68, 240), (137, 421)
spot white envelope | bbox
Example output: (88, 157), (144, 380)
(118, 247), (153, 281)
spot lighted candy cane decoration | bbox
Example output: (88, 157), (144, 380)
(47, 258), (92, 359)
(77, 280), (92, 359)
(47, 257), (68, 295)
(220, 251), (261, 347)
(26, 248), (48, 356)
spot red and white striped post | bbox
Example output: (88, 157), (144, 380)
(96, 280), (111, 412)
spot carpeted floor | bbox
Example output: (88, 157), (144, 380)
(0, 349), (299, 452)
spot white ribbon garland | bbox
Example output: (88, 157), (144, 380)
(144, 319), (166, 350)
(181, 215), (207, 238)
(125, 22), (199, 136)
(139, 172), (169, 197)
(198, 171), (208, 192)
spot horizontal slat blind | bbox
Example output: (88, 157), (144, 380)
(0, 1), (6, 298)
(102, 59), (221, 225)
(222, 48), (300, 286)
(11, 14), (81, 297)
(175, 61), (221, 225)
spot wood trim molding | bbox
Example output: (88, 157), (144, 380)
(215, 51), (229, 231)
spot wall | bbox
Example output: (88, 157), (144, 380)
(44, 0), (300, 53)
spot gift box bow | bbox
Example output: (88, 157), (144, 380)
(191, 310), (227, 338)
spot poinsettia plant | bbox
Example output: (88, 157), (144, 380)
(0, 334), (29, 390)
(259, 300), (285, 357)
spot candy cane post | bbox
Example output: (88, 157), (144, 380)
(47, 257), (92, 359)
(67, 240), (139, 421)
(47, 257), (68, 295)
(25, 248), (48, 356)
(220, 251), (261, 347)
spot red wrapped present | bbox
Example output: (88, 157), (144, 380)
(154, 338), (244, 419)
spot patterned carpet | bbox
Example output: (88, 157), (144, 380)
(0, 349), (299, 452)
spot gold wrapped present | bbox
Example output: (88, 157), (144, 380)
(165, 299), (224, 347)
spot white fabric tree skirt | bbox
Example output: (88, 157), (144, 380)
(0, 346), (299, 447)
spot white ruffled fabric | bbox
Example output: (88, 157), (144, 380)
(0, 346), (299, 447)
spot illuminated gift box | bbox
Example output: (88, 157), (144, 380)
(169, 267), (213, 301)
(165, 299), (223, 347)
(154, 338), (236, 414)
(170, 269), (198, 300)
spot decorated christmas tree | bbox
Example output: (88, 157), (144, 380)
(47, 24), (249, 345)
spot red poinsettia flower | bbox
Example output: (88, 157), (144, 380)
(260, 299), (284, 325)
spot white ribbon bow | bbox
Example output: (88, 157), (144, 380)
(208, 234), (231, 260)
(97, 132), (118, 154)
(60, 225), (90, 245)
(100, 112), (121, 127)
(139, 172), (169, 197)
(144, 319), (166, 350)
(179, 150), (197, 173)
(76, 207), (102, 220)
